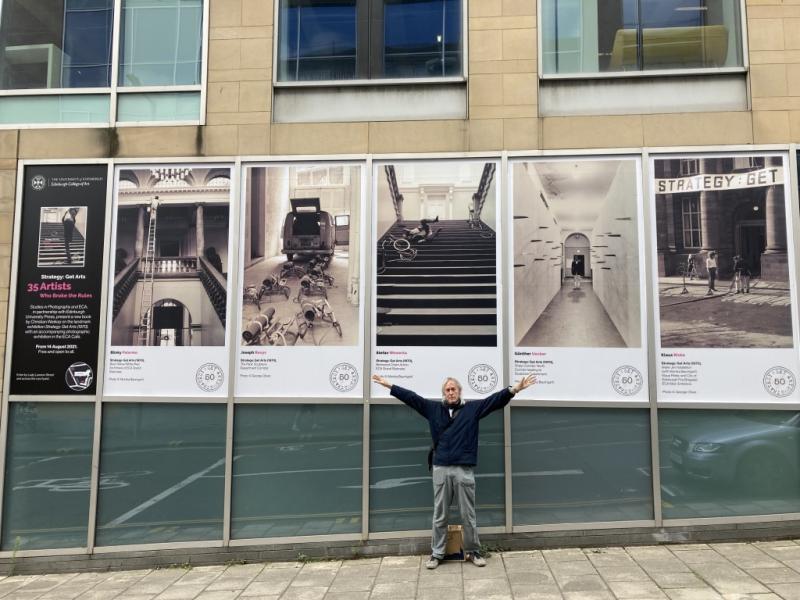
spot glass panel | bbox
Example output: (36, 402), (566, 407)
(2, 402), (94, 550)
(369, 405), (504, 532)
(277, 0), (357, 81)
(540, 0), (743, 75)
(231, 405), (362, 539)
(95, 403), (226, 546)
(119, 0), (203, 86)
(0, 94), (110, 124)
(660, 410), (800, 519)
(382, 0), (461, 78)
(0, 0), (113, 89)
(116, 91), (200, 121)
(512, 408), (653, 525)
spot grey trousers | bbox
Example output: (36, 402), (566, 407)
(431, 465), (479, 558)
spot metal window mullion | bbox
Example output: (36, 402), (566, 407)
(362, 156), (373, 539)
(199, 0), (210, 125)
(110, 0), (123, 126)
(358, 0), (372, 79)
(0, 161), (27, 546)
(222, 159), (243, 546)
(641, 150), (663, 527)
(500, 152), (513, 533)
(86, 161), (116, 552)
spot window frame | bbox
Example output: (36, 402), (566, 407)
(680, 196), (702, 249)
(0, 0), (209, 129)
(272, 0), (468, 88)
(535, 0), (750, 81)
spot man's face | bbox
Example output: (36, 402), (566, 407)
(444, 381), (460, 405)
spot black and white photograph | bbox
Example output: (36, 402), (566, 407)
(37, 206), (87, 268)
(110, 166), (231, 347)
(654, 155), (793, 349)
(375, 161), (498, 347)
(239, 164), (361, 347)
(513, 159), (642, 348)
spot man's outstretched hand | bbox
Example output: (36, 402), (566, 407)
(510, 373), (536, 395)
(372, 374), (391, 389)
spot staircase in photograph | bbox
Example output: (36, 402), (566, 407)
(37, 223), (85, 267)
(376, 219), (497, 346)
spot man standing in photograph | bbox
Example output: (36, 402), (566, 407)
(371, 372), (536, 569)
(706, 251), (718, 295)
(62, 207), (78, 264)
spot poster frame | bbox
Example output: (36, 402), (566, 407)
(232, 158), (369, 401)
(647, 148), (800, 406)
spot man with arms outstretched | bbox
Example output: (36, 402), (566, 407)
(372, 373), (536, 569)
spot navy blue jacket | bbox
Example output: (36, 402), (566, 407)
(390, 385), (515, 467)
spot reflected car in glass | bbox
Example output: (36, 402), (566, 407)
(669, 411), (800, 493)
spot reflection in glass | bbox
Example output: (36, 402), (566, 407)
(0, 94), (110, 124)
(278, 0), (357, 81)
(2, 403), (94, 550)
(119, 0), (203, 86)
(541, 0), (743, 75)
(116, 91), (201, 121)
(95, 404), (225, 546)
(383, 0), (461, 78)
(231, 405), (362, 539)
(660, 410), (800, 519)
(512, 408), (653, 525)
(0, 0), (113, 89)
(370, 405), (503, 532)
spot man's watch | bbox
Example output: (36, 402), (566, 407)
(508, 385), (518, 395)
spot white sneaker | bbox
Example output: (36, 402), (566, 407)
(425, 555), (441, 569)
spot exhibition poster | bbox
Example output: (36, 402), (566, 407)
(103, 164), (234, 396)
(10, 164), (108, 395)
(509, 157), (649, 401)
(235, 163), (365, 397)
(650, 153), (800, 402)
(371, 160), (503, 399)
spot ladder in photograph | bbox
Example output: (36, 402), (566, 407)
(137, 198), (159, 345)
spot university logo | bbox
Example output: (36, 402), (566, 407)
(763, 366), (796, 398)
(612, 365), (644, 396)
(31, 175), (46, 191)
(196, 363), (224, 392)
(65, 362), (93, 392)
(468, 364), (498, 394)
(330, 363), (359, 392)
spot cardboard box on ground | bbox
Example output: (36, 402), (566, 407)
(445, 525), (464, 560)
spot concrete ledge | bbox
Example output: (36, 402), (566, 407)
(4, 521), (800, 575)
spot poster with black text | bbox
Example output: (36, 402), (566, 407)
(10, 164), (108, 395)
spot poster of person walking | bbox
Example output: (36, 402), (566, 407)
(370, 159), (503, 399)
(508, 157), (649, 401)
(103, 164), (235, 397)
(235, 163), (365, 398)
(650, 153), (800, 402)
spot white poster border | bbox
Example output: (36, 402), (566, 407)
(507, 155), (650, 402)
(370, 157), (504, 400)
(103, 162), (236, 398)
(648, 151), (800, 404)
(234, 160), (367, 398)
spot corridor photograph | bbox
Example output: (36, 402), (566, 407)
(512, 159), (642, 349)
(374, 161), (498, 347)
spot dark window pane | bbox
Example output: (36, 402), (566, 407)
(370, 405), (504, 532)
(0, 0), (113, 89)
(512, 408), (653, 525)
(2, 403), (94, 550)
(95, 403), (226, 546)
(660, 410), (800, 519)
(231, 405), (362, 539)
(278, 0), (357, 81)
(382, 0), (461, 78)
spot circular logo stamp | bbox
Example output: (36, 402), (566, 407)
(65, 362), (93, 392)
(468, 364), (498, 394)
(330, 363), (359, 392)
(763, 366), (796, 398)
(196, 363), (224, 392)
(31, 175), (46, 191)
(612, 365), (644, 397)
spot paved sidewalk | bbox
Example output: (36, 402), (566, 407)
(2, 540), (800, 599)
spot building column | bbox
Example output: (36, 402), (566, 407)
(196, 203), (205, 259)
(761, 157), (789, 280)
(134, 205), (146, 257)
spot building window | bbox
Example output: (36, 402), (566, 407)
(682, 197), (702, 248)
(277, 0), (462, 82)
(0, 0), (206, 126)
(540, 0), (744, 76)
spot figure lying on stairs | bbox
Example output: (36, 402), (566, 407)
(404, 216), (443, 245)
